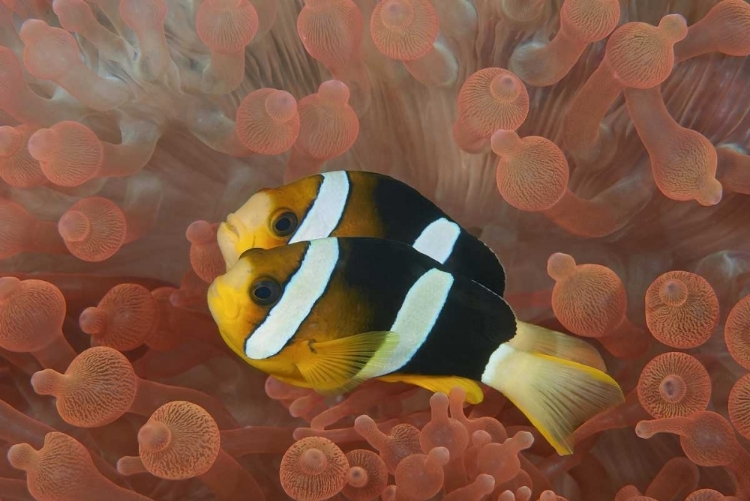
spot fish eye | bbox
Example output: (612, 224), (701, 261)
(271, 211), (298, 237)
(250, 278), (281, 306)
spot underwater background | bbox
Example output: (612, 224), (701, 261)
(1, 0), (750, 500)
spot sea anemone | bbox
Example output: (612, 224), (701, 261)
(1, 1), (749, 500)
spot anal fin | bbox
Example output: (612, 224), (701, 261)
(481, 344), (624, 455)
(511, 321), (607, 372)
(378, 374), (485, 404)
(296, 331), (399, 396)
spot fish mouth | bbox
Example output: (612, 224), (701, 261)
(207, 281), (220, 301)
(206, 281), (221, 317)
(217, 219), (242, 268)
(218, 213), (265, 268)
(224, 214), (243, 239)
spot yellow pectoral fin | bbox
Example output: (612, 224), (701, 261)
(378, 374), (485, 404)
(295, 331), (400, 396)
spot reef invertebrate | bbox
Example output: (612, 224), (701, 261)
(454, 67), (529, 153)
(280, 436), (349, 501)
(509, 0), (620, 87)
(30, 346), (238, 429)
(491, 130), (569, 211)
(637, 352), (712, 418)
(79, 283), (159, 351)
(644, 271), (720, 349)
(0, 124), (45, 187)
(8, 431), (150, 501)
(341, 449), (389, 501)
(0, 277), (75, 371)
(0, 1), (748, 500)
(117, 401), (264, 500)
(725, 294), (750, 369)
(546, 252), (650, 358)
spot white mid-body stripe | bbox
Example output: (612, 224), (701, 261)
(480, 343), (515, 386)
(245, 238), (339, 359)
(290, 171), (350, 243)
(359, 268), (454, 378)
(412, 218), (460, 264)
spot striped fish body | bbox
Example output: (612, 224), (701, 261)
(219, 237), (514, 382)
(217, 170), (506, 297)
(207, 237), (624, 456)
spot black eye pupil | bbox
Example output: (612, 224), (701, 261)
(254, 286), (271, 300)
(272, 211), (297, 236)
(275, 217), (291, 232)
(250, 278), (280, 306)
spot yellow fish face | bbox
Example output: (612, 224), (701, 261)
(217, 177), (322, 269)
(207, 243), (309, 363)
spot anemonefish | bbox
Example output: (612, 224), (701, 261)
(207, 236), (624, 455)
(216, 170), (507, 297)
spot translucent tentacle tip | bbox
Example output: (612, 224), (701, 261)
(58, 210), (91, 243)
(266, 90), (297, 122)
(547, 252), (576, 281)
(318, 80), (350, 105)
(0, 276), (21, 302)
(186, 220), (215, 245)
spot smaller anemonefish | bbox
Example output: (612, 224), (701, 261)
(216, 170), (507, 297)
(207, 236), (624, 455)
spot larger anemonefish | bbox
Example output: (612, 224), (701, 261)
(216, 170), (507, 297)
(207, 236), (625, 455)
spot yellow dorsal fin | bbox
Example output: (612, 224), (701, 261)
(481, 345), (624, 455)
(295, 331), (399, 396)
(378, 374), (485, 404)
(511, 321), (607, 372)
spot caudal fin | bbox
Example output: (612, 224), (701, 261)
(480, 344), (624, 455)
(511, 321), (607, 372)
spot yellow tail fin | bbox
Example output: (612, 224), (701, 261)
(480, 344), (624, 455)
(511, 321), (607, 372)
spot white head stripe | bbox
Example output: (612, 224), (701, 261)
(412, 218), (461, 264)
(245, 238), (339, 359)
(359, 269), (453, 378)
(290, 171), (350, 243)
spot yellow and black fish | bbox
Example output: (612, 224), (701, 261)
(216, 170), (507, 297)
(207, 236), (624, 455)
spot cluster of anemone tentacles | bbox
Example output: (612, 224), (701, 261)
(0, 0), (750, 500)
